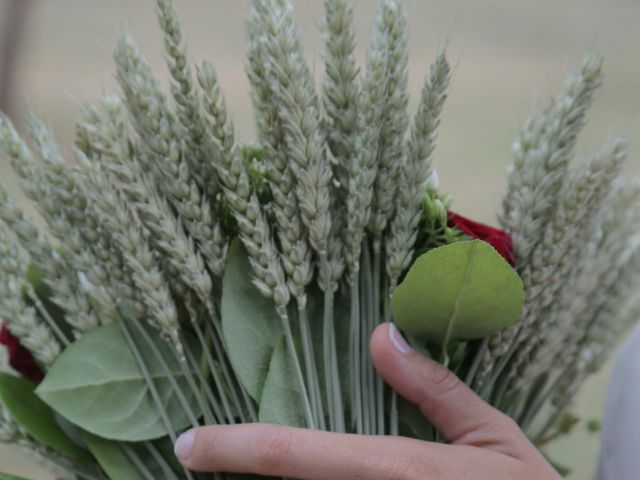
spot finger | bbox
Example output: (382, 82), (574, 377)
(174, 423), (471, 479)
(370, 323), (528, 457)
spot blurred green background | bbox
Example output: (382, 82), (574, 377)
(0, 0), (638, 478)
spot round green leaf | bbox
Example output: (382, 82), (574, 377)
(222, 240), (283, 401)
(0, 373), (92, 465)
(391, 240), (524, 346)
(36, 322), (200, 442)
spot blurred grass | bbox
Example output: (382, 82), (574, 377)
(1, 0), (639, 478)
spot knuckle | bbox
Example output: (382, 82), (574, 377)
(255, 427), (294, 470)
(427, 363), (462, 397)
(490, 410), (525, 441)
(470, 411), (532, 457)
(499, 413), (522, 435)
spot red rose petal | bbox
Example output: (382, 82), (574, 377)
(448, 212), (516, 266)
(0, 323), (44, 384)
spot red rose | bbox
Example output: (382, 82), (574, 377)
(448, 212), (516, 267)
(0, 323), (44, 384)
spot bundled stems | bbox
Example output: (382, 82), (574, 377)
(360, 240), (374, 434)
(318, 251), (345, 432)
(465, 338), (490, 386)
(202, 302), (253, 422)
(298, 305), (326, 430)
(322, 289), (337, 431)
(118, 317), (195, 480)
(145, 442), (181, 480)
(187, 321), (234, 422)
(202, 317), (258, 423)
(377, 274), (390, 434)
(179, 333), (225, 424)
(322, 279), (345, 432)
(1, 3), (639, 480)
(370, 240), (382, 434)
(349, 278), (363, 434)
(276, 307), (316, 429)
(122, 445), (157, 480)
(128, 318), (201, 429)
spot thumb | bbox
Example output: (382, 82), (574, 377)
(370, 323), (528, 457)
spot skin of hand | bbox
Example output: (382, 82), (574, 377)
(173, 323), (561, 480)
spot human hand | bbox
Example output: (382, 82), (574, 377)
(174, 323), (561, 479)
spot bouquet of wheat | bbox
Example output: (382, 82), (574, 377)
(0, 0), (638, 478)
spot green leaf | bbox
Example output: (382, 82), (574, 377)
(222, 240), (283, 401)
(80, 431), (144, 480)
(392, 240), (524, 346)
(0, 373), (92, 465)
(258, 336), (305, 427)
(36, 322), (200, 442)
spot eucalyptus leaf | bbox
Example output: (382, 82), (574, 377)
(392, 240), (524, 346)
(222, 240), (283, 400)
(80, 431), (144, 480)
(258, 336), (306, 427)
(36, 322), (200, 442)
(0, 373), (92, 465)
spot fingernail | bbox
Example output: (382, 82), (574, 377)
(389, 323), (412, 355)
(174, 429), (195, 461)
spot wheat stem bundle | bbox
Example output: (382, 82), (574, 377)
(0, 1), (638, 479)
